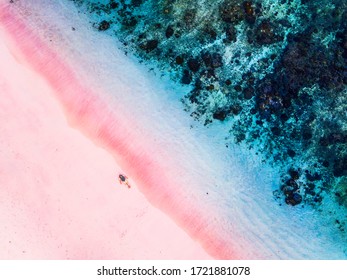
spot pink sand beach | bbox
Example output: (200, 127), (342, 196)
(2, 0), (346, 260)
(0, 3), (217, 259)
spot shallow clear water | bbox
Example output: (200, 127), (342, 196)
(7, 0), (347, 258)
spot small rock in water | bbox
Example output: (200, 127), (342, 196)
(211, 53), (223, 68)
(98, 20), (110, 31)
(165, 25), (174, 38)
(285, 193), (302, 206)
(139, 39), (159, 53)
(187, 58), (201, 72)
(182, 70), (192, 84)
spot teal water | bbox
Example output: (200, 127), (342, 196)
(13, 0), (346, 258)
(69, 0), (347, 230)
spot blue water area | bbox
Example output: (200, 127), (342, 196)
(68, 0), (347, 232)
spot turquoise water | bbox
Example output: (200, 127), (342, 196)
(69, 0), (347, 231)
(11, 0), (346, 258)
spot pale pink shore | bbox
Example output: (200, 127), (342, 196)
(0, 4), (238, 259)
(0, 7), (215, 259)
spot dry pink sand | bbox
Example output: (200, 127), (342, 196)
(0, 8), (214, 259)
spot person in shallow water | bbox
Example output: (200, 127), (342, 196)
(119, 174), (131, 188)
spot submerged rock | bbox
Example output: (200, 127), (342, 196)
(98, 20), (110, 31)
(187, 58), (201, 72)
(243, 1), (256, 24)
(219, 0), (245, 24)
(285, 193), (303, 206)
(139, 39), (159, 53)
(333, 157), (347, 177)
(182, 70), (192, 84)
(225, 24), (237, 42)
(253, 20), (282, 45)
(200, 52), (223, 69)
(165, 25), (174, 38)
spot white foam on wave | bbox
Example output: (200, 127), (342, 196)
(7, 0), (346, 259)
